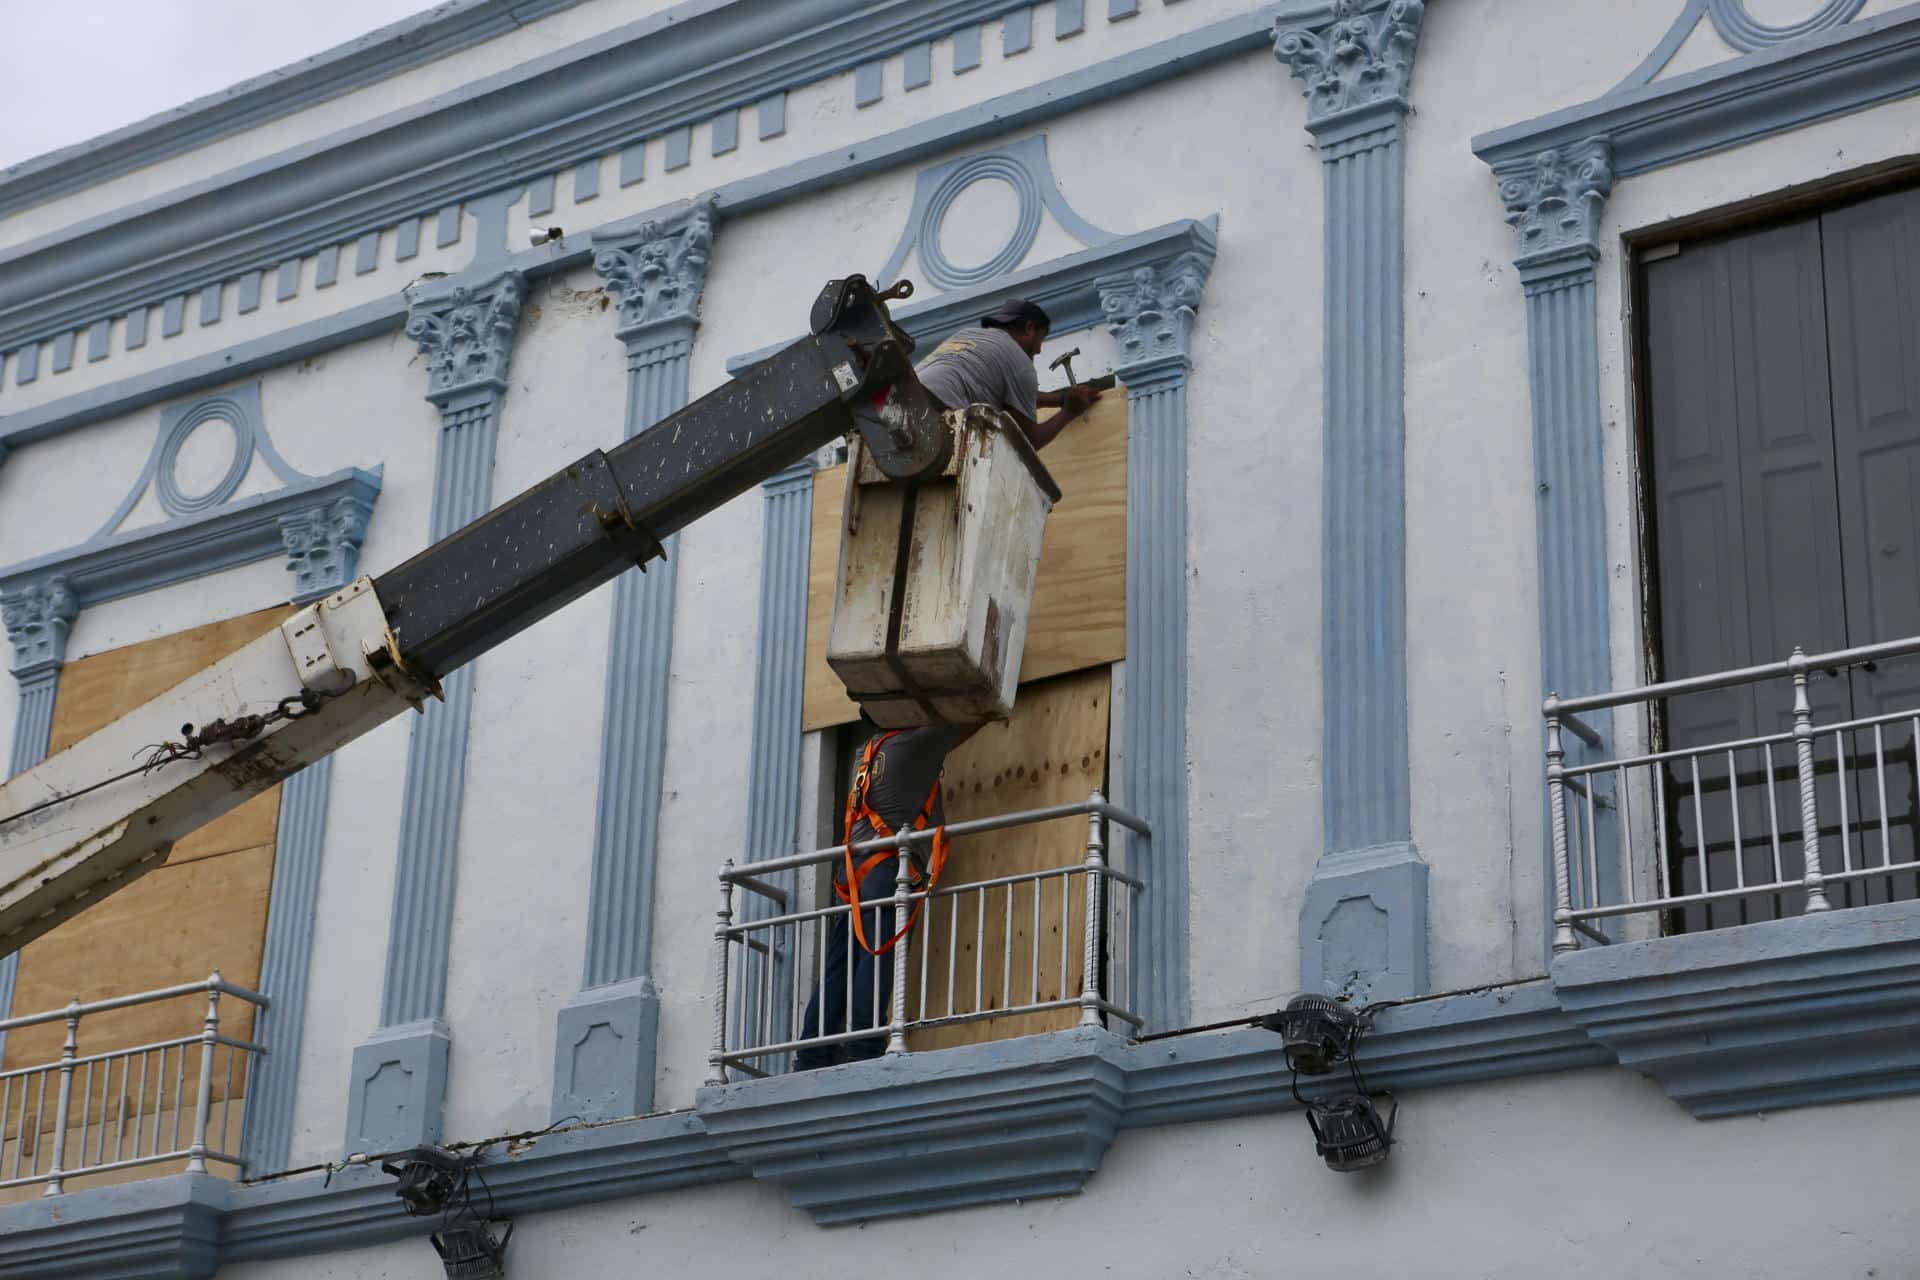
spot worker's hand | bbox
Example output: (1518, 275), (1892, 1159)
(1064, 384), (1104, 417)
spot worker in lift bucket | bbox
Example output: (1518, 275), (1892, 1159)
(796, 717), (981, 1070)
(912, 297), (1105, 450)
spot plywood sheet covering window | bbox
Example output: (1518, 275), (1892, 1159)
(803, 395), (1127, 732)
(1, 605), (294, 1183)
(905, 665), (1109, 1050)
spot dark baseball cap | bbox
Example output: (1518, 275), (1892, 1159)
(981, 297), (1051, 330)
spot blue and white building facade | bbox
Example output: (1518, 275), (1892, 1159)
(0, 1), (1917, 1274)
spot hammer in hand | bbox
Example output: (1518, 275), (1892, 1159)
(1048, 347), (1117, 393)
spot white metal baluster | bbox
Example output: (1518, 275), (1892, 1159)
(171, 1033), (187, 1154)
(758, 926), (774, 1063)
(221, 1043), (237, 1155)
(1728, 749), (1745, 892)
(1080, 801), (1107, 1028)
(1836, 730), (1853, 875)
(886, 833), (912, 1055)
(707, 870), (734, 1086)
(1764, 743), (1784, 887)
(77, 1058), (94, 1171)
(0, 1074), (12, 1176)
(137, 1049), (153, 1159)
(1058, 873), (1071, 1003)
(1029, 873), (1042, 1006)
(918, 892), (931, 1027)
(1583, 772), (1601, 914)
(1654, 762), (1674, 901)
(32, 1068), (49, 1178)
(1690, 755), (1709, 898)
(998, 884), (1009, 1012)
(1618, 765), (1636, 903)
(1875, 723), (1892, 874)
(186, 982), (218, 1174)
(114, 1053), (130, 1164)
(44, 1002), (78, 1195)
(1790, 654), (1831, 911)
(1545, 708), (1578, 952)
(946, 888), (959, 1018)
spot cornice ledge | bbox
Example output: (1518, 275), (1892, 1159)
(695, 1028), (1130, 1225)
(1552, 899), (1920, 1118)
(1471, 4), (1920, 178)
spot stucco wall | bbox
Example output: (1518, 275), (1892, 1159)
(216, 1068), (1920, 1279)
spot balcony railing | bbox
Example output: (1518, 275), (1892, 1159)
(0, 972), (268, 1195)
(709, 791), (1147, 1083)
(1545, 636), (1920, 952)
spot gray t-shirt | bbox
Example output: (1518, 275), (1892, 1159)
(914, 326), (1040, 422)
(850, 724), (972, 853)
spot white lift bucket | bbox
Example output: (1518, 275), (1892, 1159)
(827, 405), (1061, 727)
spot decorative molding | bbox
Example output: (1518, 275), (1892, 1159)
(0, 658), (63, 1056)
(876, 134), (1120, 292)
(591, 196), (718, 345)
(1273, 0), (1424, 132)
(405, 270), (526, 406)
(279, 495), (375, 606)
(1552, 900), (1920, 1117)
(1473, 5), (1920, 178)
(0, 576), (77, 677)
(2, 10), (1275, 453)
(1276, 0), (1429, 1001)
(556, 220), (709, 1123)
(1493, 140), (1616, 270)
(0, 468), (382, 619)
(1707, 0), (1868, 52)
(0, 1171), (226, 1280)
(241, 755), (334, 1176)
(355, 271), (523, 1151)
(697, 1028), (1129, 1225)
(0, 0), (594, 221)
(1095, 252), (1210, 369)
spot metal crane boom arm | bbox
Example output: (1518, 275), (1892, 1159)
(0, 276), (950, 952)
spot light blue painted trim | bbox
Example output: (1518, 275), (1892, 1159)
(1110, 0), (1140, 19)
(12, 342), (35, 385)
(1004, 6), (1033, 55)
(49, 332), (73, 374)
(355, 272), (523, 1151)
(731, 217), (1217, 374)
(0, 0), (1066, 355)
(162, 296), (186, 339)
(396, 216), (422, 261)
(85, 319), (110, 363)
(275, 260), (300, 302)
(1614, 0), (1708, 91)
(126, 307), (149, 349)
(665, 126), (693, 170)
(4, 10), (1274, 456)
(0, 467), (382, 608)
(855, 60), (884, 107)
(344, 1020), (451, 1155)
(436, 204), (463, 248)
(199, 283), (223, 325)
(712, 108), (739, 155)
(1057, 0), (1086, 38)
(241, 755), (333, 1176)
(758, 93), (787, 140)
(1553, 900), (1920, 1117)
(0, 1170), (226, 1280)
(1708, 0), (1869, 52)
(529, 172), (558, 217)
(876, 134), (1119, 294)
(954, 24), (982, 72)
(1473, 3), (1920, 177)
(552, 979), (661, 1127)
(315, 246), (340, 289)
(0, 664), (63, 1055)
(0, 980), (1616, 1266)
(0, 0), (595, 221)
(621, 142), (647, 187)
(1298, 843), (1429, 1002)
(574, 157), (603, 202)
(354, 232), (380, 276)
(238, 271), (263, 314)
(904, 42), (933, 89)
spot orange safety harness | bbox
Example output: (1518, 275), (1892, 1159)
(836, 731), (951, 956)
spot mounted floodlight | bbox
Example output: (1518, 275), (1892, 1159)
(381, 1145), (466, 1216)
(1259, 993), (1361, 1074)
(1262, 992), (1399, 1173)
(1305, 1093), (1397, 1172)
(431, 1220), (514, 1280)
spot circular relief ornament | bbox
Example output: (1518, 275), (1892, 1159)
(920, 155), (1045, 291)
(156, 397), (253, 516)
(1705, 0), (1867, 52)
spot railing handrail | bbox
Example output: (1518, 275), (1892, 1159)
(722, 796), (1151, 882)
(1544, 633), (1920, 718)
(0, 974), (268, 1034)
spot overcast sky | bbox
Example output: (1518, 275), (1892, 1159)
(0, 1), (441, 170)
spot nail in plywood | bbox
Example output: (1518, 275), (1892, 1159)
(906, 665), (1110, 1050)
(804, 393), (1126, 732)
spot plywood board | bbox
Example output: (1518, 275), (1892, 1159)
(803, 394), (1127, 732)
(905, 666), (1110, 1050)
(4, 607), (289, 1075)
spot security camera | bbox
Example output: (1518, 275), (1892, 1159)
(530, 226), (565, 247)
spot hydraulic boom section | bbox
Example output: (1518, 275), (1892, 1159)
(0, 276), (950, 953)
